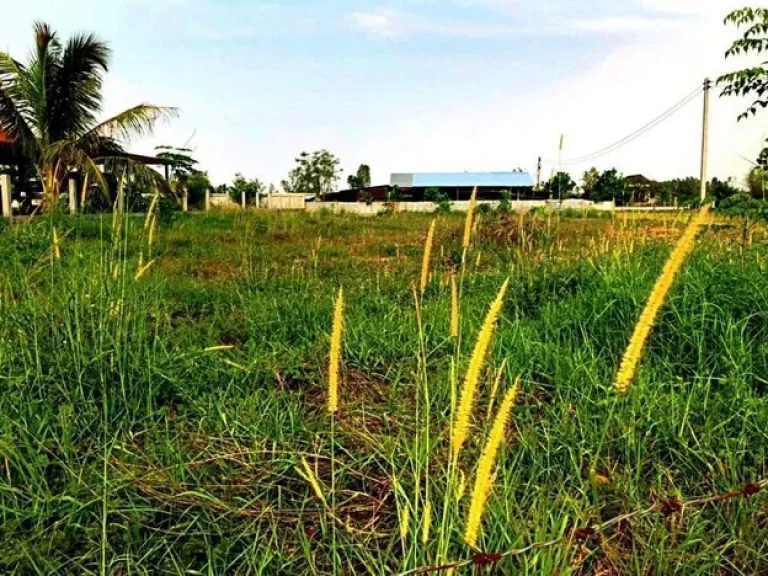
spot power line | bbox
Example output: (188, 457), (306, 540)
(543, 85), (703, 167)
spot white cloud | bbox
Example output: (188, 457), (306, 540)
(333, 7), (763, 188)
(349, 8), (401, 37)
(569, 16), (681, 33)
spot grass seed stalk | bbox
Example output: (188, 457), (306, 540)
(452, 278), (510, 464)
(614, 206), (710, 393)
(464, 383), (519, 547)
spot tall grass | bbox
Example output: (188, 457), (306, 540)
(0, 209), (766, 574)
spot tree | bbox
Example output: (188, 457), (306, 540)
(347, 164), (371, 190)
(746, 165), (768, 199)
(229, 173), (264, 206)
(0, 22), (175, 207)
(588, 169), (627, 204)
(425, 187), (451, 212)
(709, 177), (741, 201)
(581, 167), (600, 198)
(186, 172), (211, 208)
(155, 145), (199, 178)
(155, 145), (200, 206)
(718, 8), (768, 164)
(542, 172), (576, 199)
(282, 149), (342, 199)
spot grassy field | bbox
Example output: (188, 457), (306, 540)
(1, 208), (767, 575)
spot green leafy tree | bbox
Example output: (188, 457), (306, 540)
(347, 164), (371, 189)
(229, 173), (264, 206)
(581, 167), (600, 198)
(718, 8), (768, 164)
(282, 149), (342, 199)
(186, 172), (211, 208)
(658, 178), (700, 207)
(0, 22), (175, 207)
(155, 145), (199, 178)
(542, 172), (576, 199)
(718, 192), (768, 248)
(155, 145), (200, 206)
(497, 189), (512, 214)
(589, 169), (627, 204)
(709, 177), (741, 201)
(746, 165), (768, 199)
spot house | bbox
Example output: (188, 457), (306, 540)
(624, 174), (660, 205)
(0, 127), (173, 215)
(328, 170), (536, 203)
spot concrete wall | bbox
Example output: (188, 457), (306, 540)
(305, 199), (604, 215)
(264, 194), (307, 210)
(208, 193), (238, 209)
(265, 197), (681, 215)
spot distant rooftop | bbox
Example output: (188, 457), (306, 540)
(391, 171), (534, 188)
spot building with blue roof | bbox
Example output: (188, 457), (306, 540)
(391, 171), (534, 189)
(329, 169), (538, 203)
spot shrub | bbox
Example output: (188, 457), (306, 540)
(426, 187), (452, 213)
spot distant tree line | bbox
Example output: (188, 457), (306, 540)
(541, 168), (744, 207)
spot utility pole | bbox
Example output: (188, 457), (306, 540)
(557, 134), (565, 203)
(700, 77), (711, 203)
(536, 156), (542, 191)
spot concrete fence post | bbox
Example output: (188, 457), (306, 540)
(1, 173), (12, 222)
(182, 189), (189, 212)
(241, 190), (246, 210)
(68, 177), (78, 214)
(205, 188), (211, 212)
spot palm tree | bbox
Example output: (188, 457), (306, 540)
(0, 22), (176, 208)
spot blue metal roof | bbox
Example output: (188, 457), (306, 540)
(392, 171), (534, 188)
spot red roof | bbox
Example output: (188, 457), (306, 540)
(0, 127), (13, 145)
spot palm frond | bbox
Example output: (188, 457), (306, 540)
(100, 155), (173, 198)
(82, 104), (178, 148)
(40, 139), (108, 199)
(27, 22), (61, 142)
(0, 53), (39, 156)
(48, 32), (110, 140)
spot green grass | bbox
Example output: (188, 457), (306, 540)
(0, 209), (767, 574)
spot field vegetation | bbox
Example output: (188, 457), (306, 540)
(1, 207), (767, 574)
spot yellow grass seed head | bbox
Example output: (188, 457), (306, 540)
(297, 457), (327, 507)
(614, 206), (709, 394)
(328, 287), (344, 414)
(462, 186), (478, 249)
(399, 504), (410, 544)
(148, 214), (157, 247)
(144, 193), (159, 230)
(464, 383), (519, 548)
(421, 500), (432, 544)
(134, 259), (155, 281)
(52, 228), (61, 260)
(452, 278), (510, 464)
(204, 345), (236, 353)
(450, 274), (459, 339)
(420, 219), (436, 294)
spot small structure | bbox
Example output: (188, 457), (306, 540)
(0, 127), (173, 216)
(328, 170), (536, 203)
(625, 174), (660, 206)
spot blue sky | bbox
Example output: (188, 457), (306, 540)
(0, 0), (761, 187)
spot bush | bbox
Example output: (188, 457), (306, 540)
(426, 187), (451, 213)
(476, 202), (492, 216)
(497, 190), (512, 214)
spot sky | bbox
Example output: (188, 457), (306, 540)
(0, 0), (764, 188)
